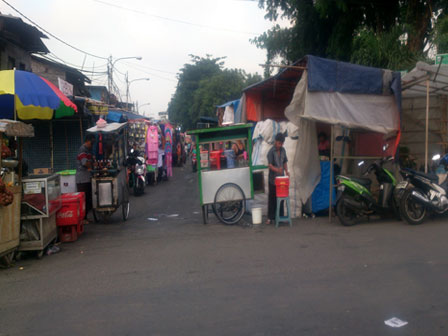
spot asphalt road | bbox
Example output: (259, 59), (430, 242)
(1, 165), (448, 335)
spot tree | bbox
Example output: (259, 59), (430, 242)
(168, 56), (263, 130)
(254, 0), (448, 70)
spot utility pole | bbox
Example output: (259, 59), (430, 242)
(125, 71), (129, 111)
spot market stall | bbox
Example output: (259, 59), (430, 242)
(189, 124), (264, 225)
(0, 119), (34, 264)
(401, 61), (448, 172)
(87, 121), (130, 223)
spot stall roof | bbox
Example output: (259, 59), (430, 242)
(87, 122), (127, 133)
(402, 62), (448, 97)
(0, 119), (34, 137)
(217, 99), (240, 108)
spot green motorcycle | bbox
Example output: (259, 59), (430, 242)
(335, 156), (399, 226)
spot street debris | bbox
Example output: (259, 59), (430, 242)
(193, 211), (200, 215)
(46, 245), (61, 256)
(384, 317), (408, 328)
(147, 217), (158, 221)
(167, 214), (179, 217)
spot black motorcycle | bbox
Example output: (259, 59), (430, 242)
(397, 154), (448, 225)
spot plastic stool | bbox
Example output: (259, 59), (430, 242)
(275, 196), (292, 228)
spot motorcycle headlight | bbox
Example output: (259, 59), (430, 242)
(136, 167), (144, 174)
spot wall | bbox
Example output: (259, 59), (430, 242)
(0, 41), (32, 70)
(30, 58), (66, 87)
(401, 95), (448, 169)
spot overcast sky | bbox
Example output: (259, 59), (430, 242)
(0, 0), (283, 118)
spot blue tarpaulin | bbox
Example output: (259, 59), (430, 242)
(311, 161), (336, 213)
(307, 55), (384, 95)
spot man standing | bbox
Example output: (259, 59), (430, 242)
(76, 134), (95, 222)
(266, 133), (289, 224)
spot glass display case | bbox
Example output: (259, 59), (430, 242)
(21, 174), (61, 219)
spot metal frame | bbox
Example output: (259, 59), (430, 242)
(189, 124), (254, 207)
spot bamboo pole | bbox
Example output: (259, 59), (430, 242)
(258, 64), (307, 70)
(50, 121), (54, 170)
(79, 116), (84, 143)
(425, 79), (430, 173)
(18, 138), (23, 181)
(328, 126), (334, 222)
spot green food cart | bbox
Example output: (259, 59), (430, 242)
(189, 124), (264, 225)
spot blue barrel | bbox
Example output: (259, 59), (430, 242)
(224, 149), (236, 168)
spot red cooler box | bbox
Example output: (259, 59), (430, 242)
(56, 192), (85, 227)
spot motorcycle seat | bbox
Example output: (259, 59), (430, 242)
(349, 176), (372, 188)
(407, 169), (438, 183)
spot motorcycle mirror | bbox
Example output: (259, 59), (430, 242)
(358, 160), (365, 167)
(432, 154), (441, 161)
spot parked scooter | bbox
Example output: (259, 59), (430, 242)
(127, 148), (146, 196)
(335, 155), (398, 226)
(397, 154), (448, 225)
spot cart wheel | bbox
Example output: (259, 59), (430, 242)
(122, 201), (130, 221)
(212, 183), (246, 225)
(36, 250), (44, 259)
(202, 205), (208, 225)
(93, 209), (99, 223)
(0, 251), (15, 268)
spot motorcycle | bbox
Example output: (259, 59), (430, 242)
(127, 149), (146, 196)
(336, 156), (398, 226)
(397, 154), (448, 225)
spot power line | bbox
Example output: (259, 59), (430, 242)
(121, 63), (177, 82)
(122, 60), (177, 75)
(1, 0), (108, 60)
(92, 0), (259, 36)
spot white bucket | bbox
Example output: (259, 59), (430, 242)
(252, 207), (262, 225)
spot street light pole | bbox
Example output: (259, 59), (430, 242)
(126, 76), (150, 111)
(107, 56), (142, 105)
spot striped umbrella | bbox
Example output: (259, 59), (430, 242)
(0, 69), (77, 120)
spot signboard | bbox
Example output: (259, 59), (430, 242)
(435, 54), (448, 65)
(58, 77), (74, 97)
(158, 111), (168, 116)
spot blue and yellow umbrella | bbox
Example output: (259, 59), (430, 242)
(0, 69), (77, 120)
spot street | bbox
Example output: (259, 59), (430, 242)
(1, 166), (448, 335)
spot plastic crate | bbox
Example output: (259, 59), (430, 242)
(56, 192), (85, 226)
(58, 225), (78, 242)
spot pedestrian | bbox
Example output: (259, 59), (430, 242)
(266, 133), (289, 225)
(76, 134), (95, 223)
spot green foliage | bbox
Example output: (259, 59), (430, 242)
(434, 14), (448, 54)
(167, 56), (262, 130)
(255, 0), (448, 70)
(351, 26), (419, 71)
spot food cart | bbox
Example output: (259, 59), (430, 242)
(20, 173), (61, 258)
(189, 124), (264, 225)
(87, 122), (130, 223)
(0, 120), (34, 264)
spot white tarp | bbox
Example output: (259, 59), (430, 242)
(303, 91), (399, 134)
(285, 72), (321, 205)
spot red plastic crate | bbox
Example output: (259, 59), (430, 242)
(58, 225), (78, 242)
(56, 192), (85, 226)
(275, 176), (290, 197)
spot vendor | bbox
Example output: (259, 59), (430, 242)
(318, 132), (330, 157)
(76, 134), (95, 223)
(232, 140), (245, 159)
(266, 133), (289, 225)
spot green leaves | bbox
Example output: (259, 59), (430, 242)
(167, 56), (262, 130)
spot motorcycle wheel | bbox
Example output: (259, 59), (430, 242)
(336, 195), (358, 226)
(399, 188), (427, 225)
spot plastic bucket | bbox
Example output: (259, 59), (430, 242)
(252, 207), (262, 225)
(275, 176), (290, 197)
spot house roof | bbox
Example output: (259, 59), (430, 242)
(402, 61), (448, 97)
(31, 55), (91, 84)
(0, 14), (48, 53)
(243, 58), (307, 95)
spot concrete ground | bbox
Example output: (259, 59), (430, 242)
(1, 166), (448, 335)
